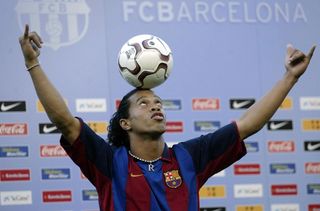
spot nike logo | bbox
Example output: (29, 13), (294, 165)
(130, 173), (143, 177)
(232, 101), (252, 109)
(307, 143), (320, 151)
(43, 125), (58, 134)
(0, 102), (22, 111)
(269, 121), (288, 130)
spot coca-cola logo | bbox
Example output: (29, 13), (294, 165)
(0, 123), (28, 135)
(40, 145), (67, 157)
(305, 162), (320, 174)
(268, 141), (295, 152)
(192, 98), (220, 110)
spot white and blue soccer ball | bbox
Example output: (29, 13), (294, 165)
(118, 34), (173, 89)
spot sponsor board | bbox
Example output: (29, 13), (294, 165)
(194, 121), (220, 132)
(271, 184), (297, 196)
(192, 98), (220, 110)
(42, 168), (70, 180)
(42, 190), (72, 202)
(309, 204), (320, 211)
(0, 123), (28, 135)
(40, 145), (67, 157)
(234, 164), (260, 175)
(245, 142), (259, 152)
(76, 98), (107, 112)
(82, 189), (98, 201)
(300, 97), (320, 110)
(0, 101), (26, 112)
(199, 185), (225, 198)
(267, 120), (293, 130)
(0, 146), (28, 157)
(305, 162), (320, 174)
(271, 203), (299, 211)
(162, 99), (182, 110)
(268, 141), (295, 153)
(236, 205), (263, 211)
(166, 121), (183, 132)
(229, 98), (255, 109)
(270, 163), (296, 174)
(0, 169), (30, 181)
(87, 121), (108, 134)
(302, 119), (320, 131)
(307, 184), (320, 195)
(39, 123), (60, 134)
(304, 141), (320, 151)
(234, 184), (263, 198)
(0, 190), (32, 205)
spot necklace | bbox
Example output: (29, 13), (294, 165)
(128, 150), (161, 172)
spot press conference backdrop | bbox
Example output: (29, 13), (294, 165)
(0, 0), (319, 210)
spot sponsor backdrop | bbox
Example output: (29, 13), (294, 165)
(0, 0), (319, 210)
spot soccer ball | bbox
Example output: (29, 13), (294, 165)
(118, 34), (173, 89)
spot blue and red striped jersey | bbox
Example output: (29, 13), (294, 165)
(61, 118), (246, 210)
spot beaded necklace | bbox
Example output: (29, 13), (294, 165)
(128, 150), (161, 172)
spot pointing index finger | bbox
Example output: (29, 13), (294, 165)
(24, 24), (29, 38)
(307, 45), (316, 60)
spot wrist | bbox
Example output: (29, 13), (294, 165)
(25, 59), (39, 69)
(25, 60), (40, 72)
(284, 71), (299, 85)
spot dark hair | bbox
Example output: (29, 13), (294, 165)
(107, 88), (146, 148)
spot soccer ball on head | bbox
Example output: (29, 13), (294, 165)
(118, 34), (173, 89)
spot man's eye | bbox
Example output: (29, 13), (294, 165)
(140, 102), (147, 106)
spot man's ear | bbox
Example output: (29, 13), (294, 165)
(119, 119), (131, 131)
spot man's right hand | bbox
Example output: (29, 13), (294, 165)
(19, 24), (43, 68)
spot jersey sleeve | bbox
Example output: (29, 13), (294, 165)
(179, 122), (247, 186)
(60, 118), (113, 186)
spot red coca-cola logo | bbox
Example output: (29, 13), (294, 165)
(40, 145), (67, 157)
(268, 141), (295, 152)
(305, 162), (320, 174)
(0, 123), (28, 135)
(192, 98), (220, 110)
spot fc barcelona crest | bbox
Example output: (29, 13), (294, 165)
(164, 170), (182, 188)
(16, 0), (90, 50)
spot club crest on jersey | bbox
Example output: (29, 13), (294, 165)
(16, 0), (90, 50)
(164, 170), (182, 188)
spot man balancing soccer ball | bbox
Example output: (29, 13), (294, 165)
(19, 24), (315, 210)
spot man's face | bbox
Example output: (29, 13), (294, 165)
(123, 90), (166, 137)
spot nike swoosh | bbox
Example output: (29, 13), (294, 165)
(232, 100), (251, 109)
(307, 143), (320, 151)
(269, 122), (288, 130)
(43, 125), (58, 133)
(130, 173), (143, 177)
(1, 102), (21, 111)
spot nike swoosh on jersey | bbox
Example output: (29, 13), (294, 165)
(130, 173), (144, 177)
(0, 102), (22, 111)
(269, 122), (288, 130)
(232, 100), (251, 109)
(307, 143), (320, 151)
(43, 125), (58, 133)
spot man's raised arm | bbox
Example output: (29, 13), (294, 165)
(236, 44), (316, 140)
(19, 24), (80, 144)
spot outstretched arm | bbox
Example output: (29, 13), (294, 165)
(19, 24), (80, 144)
(236, 44), (316, 140)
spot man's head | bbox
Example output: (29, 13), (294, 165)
(108, 89), (166, 148)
